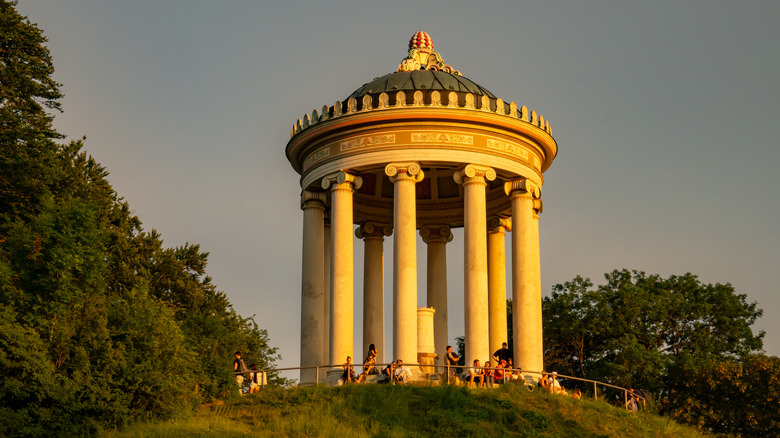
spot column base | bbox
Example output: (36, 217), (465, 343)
(325, 368), (347, 386)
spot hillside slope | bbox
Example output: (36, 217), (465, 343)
(108, 384), (711, 437)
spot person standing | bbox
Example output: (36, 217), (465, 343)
(233, 351), (249, 395)
(492, 342), (511, 364)
(249, 364), (261, 394)
(445, 345), (459, 383)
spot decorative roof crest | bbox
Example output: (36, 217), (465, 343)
(398, 31), (461, 76)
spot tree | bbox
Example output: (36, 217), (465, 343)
(0, 3), (285, 434)
(663, 354), (780, 437)
(542, 269), (767, 435)
(0, 0), (64, 219)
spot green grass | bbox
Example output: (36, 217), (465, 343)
(106, 384), (710, 437)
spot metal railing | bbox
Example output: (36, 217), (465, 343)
(242, 362), (647, 411)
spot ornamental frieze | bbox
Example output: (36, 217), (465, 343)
(411, 132), (474, 145)
(302, 146), (331, 170)
(486, 138), (529, 160)
(340, 134), (396, 152)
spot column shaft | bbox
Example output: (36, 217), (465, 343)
(421, 226), (452, 363)
(357, 223), (390, 363)
(386, 162), (423, 365)
(323, 218), (331, 369)
(507, 179), (543, 374)
(455, 165), (495, 366)
(299, 191), (325, 385)
(487, 219), (510, 366)
(323, 172), (361, 367)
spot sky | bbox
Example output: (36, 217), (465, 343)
(17, 1), (780, 380)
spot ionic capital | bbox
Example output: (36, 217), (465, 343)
(385, 162), (424, 183)
(453, 164), (496, 185)
(419, 225), (454, 244)
(504, 178), (541, 199)
(487, 217), (512, 234)
(321, 170), (362, 192)
(300, 190), (327, 210)
(355, 222), (393, 241)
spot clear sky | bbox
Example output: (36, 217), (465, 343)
(17, 1), (780, 379)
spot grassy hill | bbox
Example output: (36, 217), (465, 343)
(106, 384), (710, 437)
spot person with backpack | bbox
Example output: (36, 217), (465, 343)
(233, 351), (249, 394)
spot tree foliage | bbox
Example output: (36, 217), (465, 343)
(0, 2), (283, 435)
(542, 269), (770, 436)
(663, 354), (780, 436)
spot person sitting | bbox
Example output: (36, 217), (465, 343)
(483, 358), (494, 387)
(393, 359), (412, 385)
(550, 371), (566, 395)
(538, 374), (551, 391)
(342, 356), (356, 384)
(382, 360), (396, 382)
(572, 388), (582, 400)
(356, 355), (376, 384)
(506, 358), (518, 381)
(468, 360), (485, 388)
(626, 389), (639, 412)
(493, 360), (506, 384)
(366, 344), (377, 362)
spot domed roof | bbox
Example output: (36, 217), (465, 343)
(348, 70), (496, 100)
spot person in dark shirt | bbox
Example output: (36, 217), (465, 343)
(233, 351), (248, 395)
(382, 360), (397, 382)
(492, 342), (511, 364)
(445, 345), (459, 382)
(342, 356), (356, 384)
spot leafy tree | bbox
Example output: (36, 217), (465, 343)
(455, 336), (465, 367)
(663, 354), (780, 437)
(541, 269), (767, 435)
(0, 2), (285, 434)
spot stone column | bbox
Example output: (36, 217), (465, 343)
(356, 222), (392, 363)
(505, 179), (543, 374)
(385, 162), (423, 365)
(487, 217), (511, 366)
(322, 213), (331, 374)
(322, 171), (362, 371)
(299, 190), (326, 385)
(454, 164), (495, 366)
(420, 225), (453, 363)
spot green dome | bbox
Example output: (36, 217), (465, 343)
(348, 70), (496, 100)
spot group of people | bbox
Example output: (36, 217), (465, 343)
(463, 358), (528, 388)
(449, 342), (529, 388)
(233, 351), (264, 395)
(235, 347), (641, 410)
(537, 371), (567, 395)
(342, 344), (413, 385)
